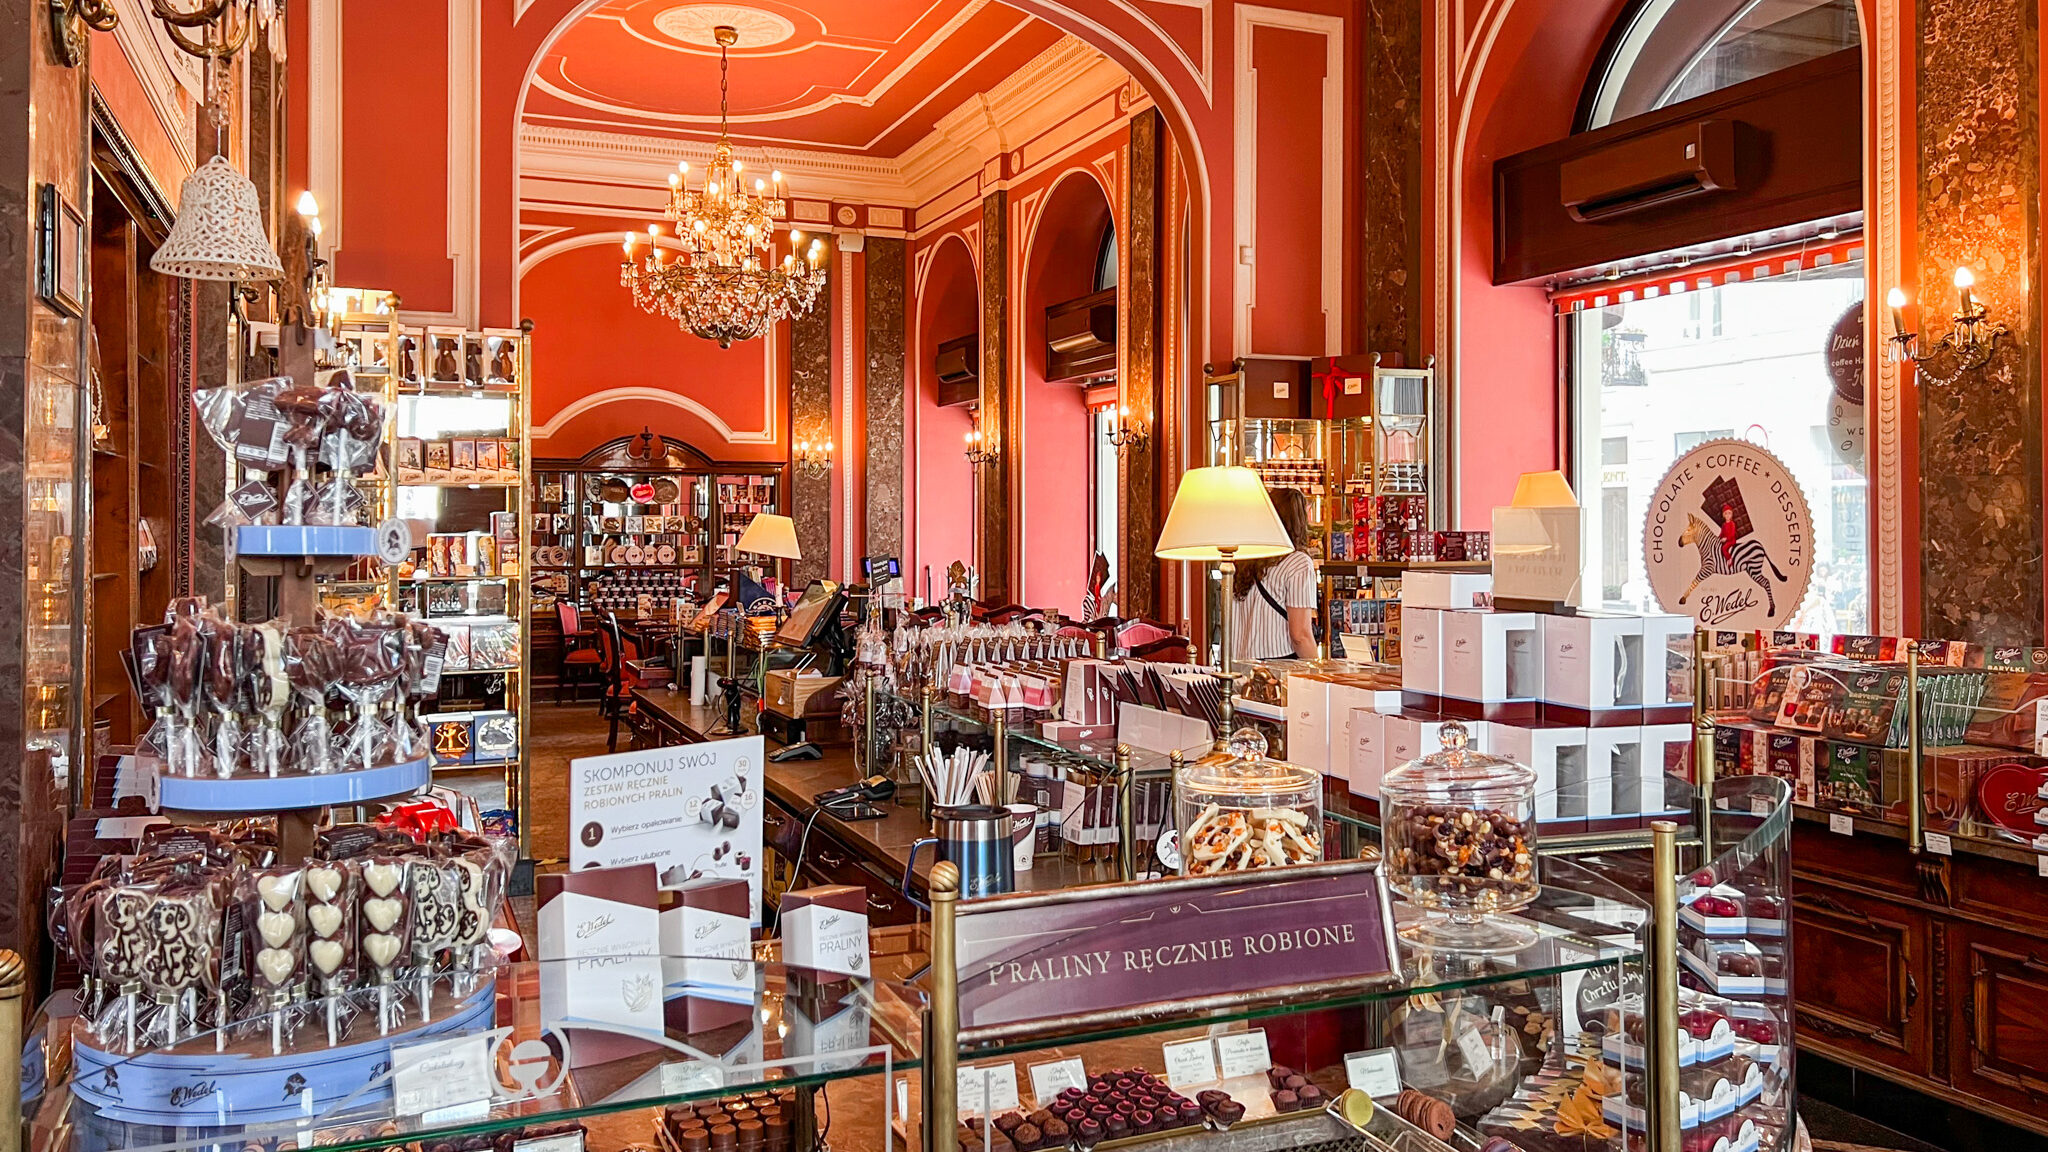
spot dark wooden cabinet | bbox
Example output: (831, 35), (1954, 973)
(1795, 824), (2048, 1136)
(1792, 880), (1929, 1074)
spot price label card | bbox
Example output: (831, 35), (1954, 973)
(1214, 1030), (1272, 1080)
(1750, 797), (1772, 816)
(1926, 831), (1953, 856)
(1455, 1023), (1493, 1073)
(1343, 1048), (1402, 1098)
(1028, 1058), (1088, 1106)
(1161, 1038), (1219, 1089)
(514, 1134), (585, 1152)
(957, 1063), (1020, 1117)
(392, 1034), (494, 1119)
(1829, 813), (1854, 836)
(896, 1077), (910, 1121)
(661, 1060), (725, 1096)
(2036, 853), (2048, 879)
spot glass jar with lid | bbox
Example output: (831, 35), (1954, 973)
(1380, 720), (1539, 952)
(1175, 729), (1322, 874)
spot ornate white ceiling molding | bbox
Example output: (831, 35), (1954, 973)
(520, 34), (1126, 211)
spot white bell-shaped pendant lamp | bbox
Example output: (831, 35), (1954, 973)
(151, 154), (285, 281)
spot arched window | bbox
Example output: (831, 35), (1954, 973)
(1094, 225), (1118, 292)
(1578, 0), (1860, 131)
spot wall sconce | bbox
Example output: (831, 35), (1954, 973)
(294, 191), (339, 332)
(793, 434), (833, 479)
(1887, 266), (2008, 382)
(1106, 404), (1149, 453)
(964, 417), (998, 466)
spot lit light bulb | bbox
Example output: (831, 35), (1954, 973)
(694, 219), (708, 233)
(669, 173), (680, 187)
(1887, 287), (1908, 309)
(647, 223), (661, 236)
(308, 217), (323, 238)
(772, 170), (783, 185)
(1886, 287), (1907, 337)
(1953, 266), (1975, 290)
(295, 190), (319, 217)
(790, 230), (803, 244)
(755, 179), (766, 193)
(709, 181), (719, 196)
(734, 160), (743, 173)
(1955, 266), (1977, 314)
(679, 161), (690, 174)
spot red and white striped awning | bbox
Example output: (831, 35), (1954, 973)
(1550, 235), (1865, 314)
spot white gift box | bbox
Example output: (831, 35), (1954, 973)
(1287, 675), (1331, 775)
(1487, 722), (1589, 821)
(1440, 610), (1543, 710)
(1401, 608), (1444, 698)
(1403, 570), (1493, 611)
(1585, 727), (1643, 819)
(1543, 612), (1644, 715)
(1347, 708), (1388, 799)
(1640, 614), (1697, 720)
(1330, 683), (1403, 782)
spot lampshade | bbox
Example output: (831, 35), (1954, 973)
(736, 513), (802, 560)
(1154, 466), (1294, 561)
(151, 155), (285, 281)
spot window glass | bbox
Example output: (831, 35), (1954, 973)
(1570, 261), (1868, 631)
(1582, 0), (1859, 130)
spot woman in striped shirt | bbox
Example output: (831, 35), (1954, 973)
(1231, 486), (1318, 663)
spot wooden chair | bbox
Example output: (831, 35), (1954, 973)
(556, 602), (603, 705)
(595, 610), (643, 752)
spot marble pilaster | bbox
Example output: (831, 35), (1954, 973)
(791, 265), (833, 588)
(1121, 111), (1164, 620)
(864, 237), (907, 563)
(1915, 0), (2042, 644)
(980, 190), (1012, 604)
(1363, 0), (1423, 362)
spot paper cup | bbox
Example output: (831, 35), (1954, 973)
(1008, 803), (1037, 872)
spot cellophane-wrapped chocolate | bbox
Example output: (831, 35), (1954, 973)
(166, 613), (209, 778)
(247, 623), (291, 776)
(301, 858), (359, 993)
(357, 854), (413, 983)
(242, 866), (307, 1006)
(93, 882), (160, 1050)
(286, 626), (341, 775)
(204, 615), (246, 778)
(144, 872), (222, 1045)
(336, 618), (405, 771)
(408, 855), (463, 971)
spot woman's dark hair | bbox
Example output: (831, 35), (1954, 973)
(1234, 486), (1311, 597)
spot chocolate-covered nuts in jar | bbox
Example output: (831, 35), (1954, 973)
(1379, 720), (1540, 952)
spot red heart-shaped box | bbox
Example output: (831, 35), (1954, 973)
(1974, 761), (2048, 834)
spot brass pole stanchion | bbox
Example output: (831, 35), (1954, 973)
(0, 949), (24, 1152)
(924, 862), (961, 1146)
(863, 673), (877, 778)
(992, 715), (1010, 808)
(1116, 745), (1137, 881)
(1906, 644), (1923, 853)
(1693, 628), (1716, 849)
(1648, 821), (1681, 1152)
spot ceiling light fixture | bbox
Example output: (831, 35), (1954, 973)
(621, 25), (827, 348)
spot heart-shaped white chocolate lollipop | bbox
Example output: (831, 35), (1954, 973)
(257, 910), (296, 949)
(309, 939), (346, 975)
(256, 947), (296, 987)
(364, 862), (404, 898)
(305, 866), (345, 904)
(363, 933), (401, 970)
(308, 904), (345, 939)
(363, 897), (403, 933)
(256, 874), (295, 913)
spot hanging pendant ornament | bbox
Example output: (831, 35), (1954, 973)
(153, 58), (284, 283)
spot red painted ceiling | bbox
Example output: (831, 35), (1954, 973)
(526, 0), (1066, 155)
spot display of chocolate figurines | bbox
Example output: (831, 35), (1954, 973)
(134, 597), (450, 781)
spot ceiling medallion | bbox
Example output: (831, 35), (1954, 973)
(650, 4), (795, 49)
(622, 24), (827, 348)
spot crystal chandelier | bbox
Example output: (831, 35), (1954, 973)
(622, 25), (827, 348)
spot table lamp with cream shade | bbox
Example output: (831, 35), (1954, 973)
(1154, 465), (1293, 677)
(735, 513), (801, 603)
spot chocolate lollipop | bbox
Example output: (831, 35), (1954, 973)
(205, 618), (247, 778)
(95, 883), (155, 1051)
(145, 875), (220, 1046)
(247, 624), (290, 776)
(302, 858), (359, 1043)
(287, 628), (340, 774)
(243, 866), (307, 1054)
(167, 614), (208, 777)
(360, 853), (413, 1033)
(408, 856), (461, 972)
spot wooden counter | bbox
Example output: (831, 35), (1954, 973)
(631, 688), (1120, 925)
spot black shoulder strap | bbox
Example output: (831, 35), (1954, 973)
(1253, 574), (1287, 619)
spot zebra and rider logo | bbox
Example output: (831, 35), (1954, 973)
(1643, 439), (1812, 630)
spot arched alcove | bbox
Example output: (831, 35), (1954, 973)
(912, 234), (981, 591)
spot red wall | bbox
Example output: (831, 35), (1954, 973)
(911, 233), (980, 590)
(1248, 23), (1331, 354)
(331, 0), (455, 311)
(521, 219), (786, 463)
(1020, 171), (1115, 614)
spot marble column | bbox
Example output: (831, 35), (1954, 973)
(0, 0), (90, 988)
(791, 264), (833, 588)
(1363, 0), (1423, 362)
(1121, 111), (1165, 620)
(864, 236), (907, 563)
(1914, 0), (2042, 644)
(979, 190), (1012, 604)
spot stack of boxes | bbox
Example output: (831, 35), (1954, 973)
(1287, 572), (1697, 832)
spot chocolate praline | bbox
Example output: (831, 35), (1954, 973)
(1271, 1090), (1299, 1111)
(1131, 1110), (1157, 1133)
(1210, 1100), (1245, 1127)
(1013, 1124), (1042, 1151)
(1104, 1116), (1128, 1137)
(1077, 1119), (1103, 1145)
(1296, 1086), (1325, 1108)
(995, 1112), (1026, 1134)
(1041, 1119), (1070, 1142)
(1063, 1109), (1087, 1126)
(1283, 1075), (1308, 1091)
